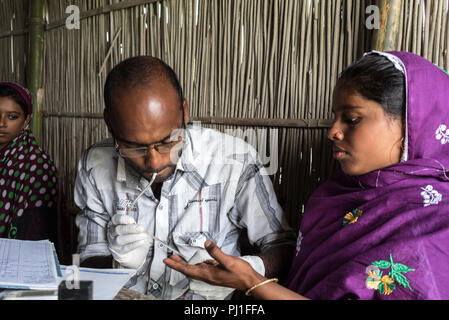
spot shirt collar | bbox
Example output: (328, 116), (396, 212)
(116, 156), (142, 190)
(175, 125), (198, 172)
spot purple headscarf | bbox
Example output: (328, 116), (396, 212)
(287, 52), (449, 299)
(0, 82), (32, 115)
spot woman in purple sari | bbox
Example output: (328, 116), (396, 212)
(164, 51), (449, 299)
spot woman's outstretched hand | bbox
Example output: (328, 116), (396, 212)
(163, 240), (265, 292)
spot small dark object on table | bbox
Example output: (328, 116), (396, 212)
(58, 280), (93, 300)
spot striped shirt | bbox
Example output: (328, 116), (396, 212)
(74, 124), (296, 299)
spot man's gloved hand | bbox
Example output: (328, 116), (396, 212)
(188, 251), (266, 300)
(107, 214), (150, 270)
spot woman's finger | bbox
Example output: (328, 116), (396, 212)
(204, 240), (233, 268)
(164, 256), (205, 278)
(169, 254), (186, 263)
(203, 259), (220, 266)
(164, 256), (189, 273)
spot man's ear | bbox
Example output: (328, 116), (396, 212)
(182, 99), (190, 124)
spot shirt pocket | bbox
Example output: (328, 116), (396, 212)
(169, 231), (213, 286)
(174, 184), (223, 234)
(112, 192), (141, 221)
(171, 231), (212, 261)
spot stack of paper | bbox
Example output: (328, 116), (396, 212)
(0, 238), (137, 300)
(0, 238), (60, 290)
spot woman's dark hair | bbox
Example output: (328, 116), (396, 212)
(337, 54), (405, 118)
(0, 84), (29, 117)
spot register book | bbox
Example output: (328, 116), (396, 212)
(0, 238), (61, 290)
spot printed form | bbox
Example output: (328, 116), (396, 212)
(0, 238), (59, 290)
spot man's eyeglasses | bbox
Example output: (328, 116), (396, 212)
(111, 108), (187, 159)
(115, 130), (184, 158)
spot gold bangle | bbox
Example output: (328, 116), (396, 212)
(245, 278), (278, 296)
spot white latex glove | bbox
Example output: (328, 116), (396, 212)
(107, 214), (150, 270)
(188, 251), (266, 300)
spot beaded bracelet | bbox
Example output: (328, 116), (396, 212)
(245, 278), (279, 296)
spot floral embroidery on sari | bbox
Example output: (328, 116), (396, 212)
(343, 208), (363, 226)
(420, 185), (442, 207)
(436, 124), (449, 145)
(365, 254), (415, 295)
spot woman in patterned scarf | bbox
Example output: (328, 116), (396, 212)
(0, 81), (60, 242)
(164, 51), (449, 299)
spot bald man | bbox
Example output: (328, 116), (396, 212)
(74, 56), (296, 300)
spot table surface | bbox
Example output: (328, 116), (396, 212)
(113, 287), (155, 300)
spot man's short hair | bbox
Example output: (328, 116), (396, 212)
(104, 56), (183, 111)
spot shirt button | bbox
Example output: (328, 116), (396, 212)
(159, 243), (164, 248)
(152, 283), (159, 290)
(158, 205), (164, 210)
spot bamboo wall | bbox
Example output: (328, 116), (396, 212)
(39, 0), (378, 231)
(1, 0), (449, 248)
(0, 0), (28, 84)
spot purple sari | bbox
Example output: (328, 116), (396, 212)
(287, 52), (449, 299)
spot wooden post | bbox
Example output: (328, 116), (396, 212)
(373, 0), (403, 51)
(28, 0), (45, 144)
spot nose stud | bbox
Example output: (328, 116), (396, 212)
(333, 130), (344, 140)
